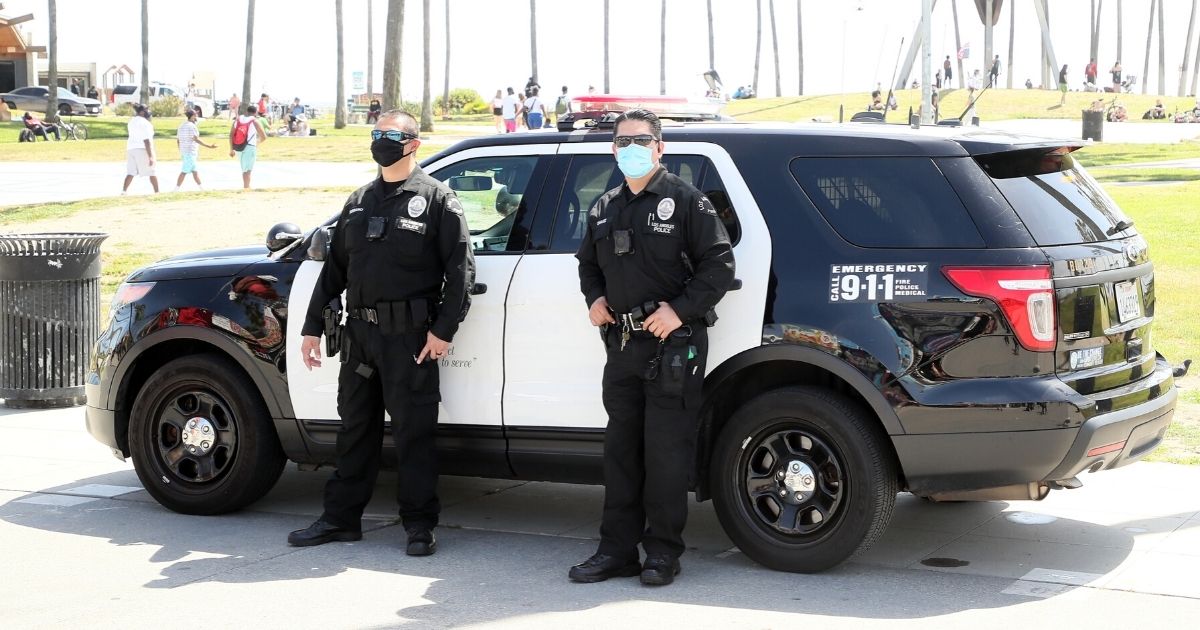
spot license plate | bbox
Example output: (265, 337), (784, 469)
(1115, 280), (1142, 323)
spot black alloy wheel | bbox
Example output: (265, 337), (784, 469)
(151, 389), (239, 485)
(741, 426), (846, 539)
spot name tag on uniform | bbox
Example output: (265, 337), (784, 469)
(396, 217), (427, 234)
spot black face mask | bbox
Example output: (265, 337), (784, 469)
(371, 138), (413, 167)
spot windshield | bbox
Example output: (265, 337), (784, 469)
(978, 149), (1135, 246)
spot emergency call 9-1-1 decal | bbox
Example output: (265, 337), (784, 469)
(829, 263), (929, 303)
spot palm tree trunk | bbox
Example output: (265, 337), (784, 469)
(1116, 0), (1123, 65)
(769, 0), (781, 96)
(707, 0), (715, 70)
(659, 0), (667, 95)
(383, 0), (405, 110)
(753, 0), (761, 94)
(1090, 1), (1103, 64)
(1142, 0), (1154, 94)
(46, 0), (58, 122)
(951, 0), (964, 88)
(443, 0), (451, 117)
(1193, 13), (1200, 95)
(1179, 0), (1198, 95)
(1006, 0), (1014, 89)
(421, 0), (433, 132)
(797, 0), (804, 94)
(335, 0), (347, 129)
(603, 0), (610, 92)
(367, 0), (374, 99)
(1157, 0), (1166, 94)
(242, 0), (254, 107)
(141, 0), (150, 107)
(530, 0), (538, 82)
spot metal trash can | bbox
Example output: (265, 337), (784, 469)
(0, 233), (108, 408)
(1082, 109), (1104, 141)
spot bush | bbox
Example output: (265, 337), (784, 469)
(446, 88), (482, 113)
(398, 101), (421, 117)
(113, 102), (136, 117)
(462, 99), (491, 115)
(149, 95), (184, 117)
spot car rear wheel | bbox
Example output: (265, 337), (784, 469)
(710, 386), (898, 572)
(128, 354), (286, 515)
(58, 103), (72, 116)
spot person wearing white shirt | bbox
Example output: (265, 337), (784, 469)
(500, 87), (519, 133)
(123, 104), (159, 194)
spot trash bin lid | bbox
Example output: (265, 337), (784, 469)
(0, 233), (109, 257)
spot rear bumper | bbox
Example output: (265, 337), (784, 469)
(895, 359), (1177, 494)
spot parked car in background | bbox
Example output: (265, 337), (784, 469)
(113, 82), (216, 117)
(1, 86), (102, 116)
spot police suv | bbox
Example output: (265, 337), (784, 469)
(85, 96), (1181, 573)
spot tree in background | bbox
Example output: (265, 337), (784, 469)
(603, 0), (610, 93)
(753, 0), (762, 95)
(796, 0), (804, 94)
(383, 0), (405, 110)
(951, 0), (964, 89)
(335, 0), (347, 129)
(769, 0), (780, 96)
(45, 0), (58, 122)
(241, 0), (254, 107)
(443, 0), (451, 118)
(367, 0), (374, 100)
(707, 0), (715, 71)
(660, 0), (667, 95)
(1142, 0), (1154, 95)
(420, 0), (433, 132)
(530, 0), (538, 84)
(1006, 0), (1014, 89)
(1179, 0), (1197, 96)
(1157, 0), (1166, 94)
(141, 0), (150, 107)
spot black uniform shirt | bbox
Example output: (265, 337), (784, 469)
(576, 166), (735, 321)
(302, 166), (476, 341)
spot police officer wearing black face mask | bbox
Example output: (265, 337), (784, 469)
(288, 110), (475, 556)
(571, 109), (735, 586)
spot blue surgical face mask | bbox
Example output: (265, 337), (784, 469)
(616, 144), (656, 178)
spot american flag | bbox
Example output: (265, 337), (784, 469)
(957, 43), (970, 60)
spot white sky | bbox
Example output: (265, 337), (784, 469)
(7, 0), (1200, 105)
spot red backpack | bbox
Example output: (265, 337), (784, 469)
(231, 118), (252, 151)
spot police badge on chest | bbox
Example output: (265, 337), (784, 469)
(648, 198), (677, 235)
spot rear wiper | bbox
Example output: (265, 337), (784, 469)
(1106, 219), (1134, 236)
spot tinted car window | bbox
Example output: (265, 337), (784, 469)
(790, 157), (985, 248)
(978, 150), (1135, 246)
(548, 154), (742, 253)
(113, 85), (138, 95)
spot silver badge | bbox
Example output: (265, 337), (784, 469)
(656, 198), (676, 221)
(446, 196), (463, 215)
(408, 196), (428, 218)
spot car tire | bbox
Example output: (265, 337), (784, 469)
(710, 386), (898, 573)
(128, 353), (286, 515)
(3, 101), (14, 110)
(58, 103), (72, 116)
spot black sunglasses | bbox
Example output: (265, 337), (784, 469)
(371, 129), (418, 142)
(613, 134), (659, 148)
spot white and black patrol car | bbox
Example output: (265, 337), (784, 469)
(86, 96), (1182, 572)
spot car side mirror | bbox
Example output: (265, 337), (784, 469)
(266, 222), (302, 252)
(307, 226), (333, 261)
(449, 175), (494, 192)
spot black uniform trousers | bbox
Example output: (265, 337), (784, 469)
(320, 318), (441, 531)
(598, 325), (708, 561)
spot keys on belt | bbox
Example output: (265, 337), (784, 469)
(613, 301), (660, 351)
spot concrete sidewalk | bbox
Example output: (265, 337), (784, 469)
(1, 404), (1198, 628)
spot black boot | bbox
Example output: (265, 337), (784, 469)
(406, 526), (437, 556)
(568, 553), (642, 583)
(287, 519), (362, 547)
(640, 555), (681, 586)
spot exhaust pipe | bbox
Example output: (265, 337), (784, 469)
(925, 482), (1051, 502)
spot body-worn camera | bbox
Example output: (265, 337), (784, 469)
(366, 216), (388, 240)
(613, 228), (634, 255)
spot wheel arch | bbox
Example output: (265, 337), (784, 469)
(695, 344), (907, 500)
(110, 327), (287, 457)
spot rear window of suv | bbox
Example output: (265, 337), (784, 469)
(790, 157), (985, 248)
(976, 149), (1135, 246)
(112, 85), (138, 95)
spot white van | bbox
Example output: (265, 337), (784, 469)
(113, 82), (215, 117)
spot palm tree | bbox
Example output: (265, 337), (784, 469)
(1142, 0), (1154, 94)
(242, 0), (255, 107)
(1193, 17), (1200, 95)
(443, 0), (451, 118)
(335, 0), (347, 129)
(1116, 0), (1123, 66)
(1006, 0), (1014, 89)
(530, 0), (538, 83)
(1089, 1), (1102, 65)
(140, 0), (150, 107)
(45, 0), (58, 122)
(753, 0), (762, 95)
(769, 0), (780, 96)
(367, 0), (374, 100)
(1179, 0), (1198, 96)
(706, 0), (715, 71)
(1157, 0), (1166, 94)
(383, 0), (405, 110)
(603, 0), (610, 92)
(659, 0), (667, 95)
(796, 0), (803, 94)
(951, 0), (964, 88)
(420, 0), (433, 132)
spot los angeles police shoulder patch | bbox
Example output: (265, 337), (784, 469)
(656, 198), (676, 221)
(407, 196), (428, 218)
(446, 196), (463, 215)
(698, 196), (718, 216)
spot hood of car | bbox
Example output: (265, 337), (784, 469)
(127, 245), (271, 282)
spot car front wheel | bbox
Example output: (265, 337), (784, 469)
(128, 354), (286, 515)
(710, 386), (898, 572)
(58, 103), (72, 116)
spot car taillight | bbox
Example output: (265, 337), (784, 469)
(111, 281), (155, 311)
(942, 266), (1056, 352)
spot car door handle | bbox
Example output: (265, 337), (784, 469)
(730, 278), (743, 291)
(471, 283), (488, 295)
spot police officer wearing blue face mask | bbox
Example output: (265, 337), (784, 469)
(573, 109), (735, 586)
